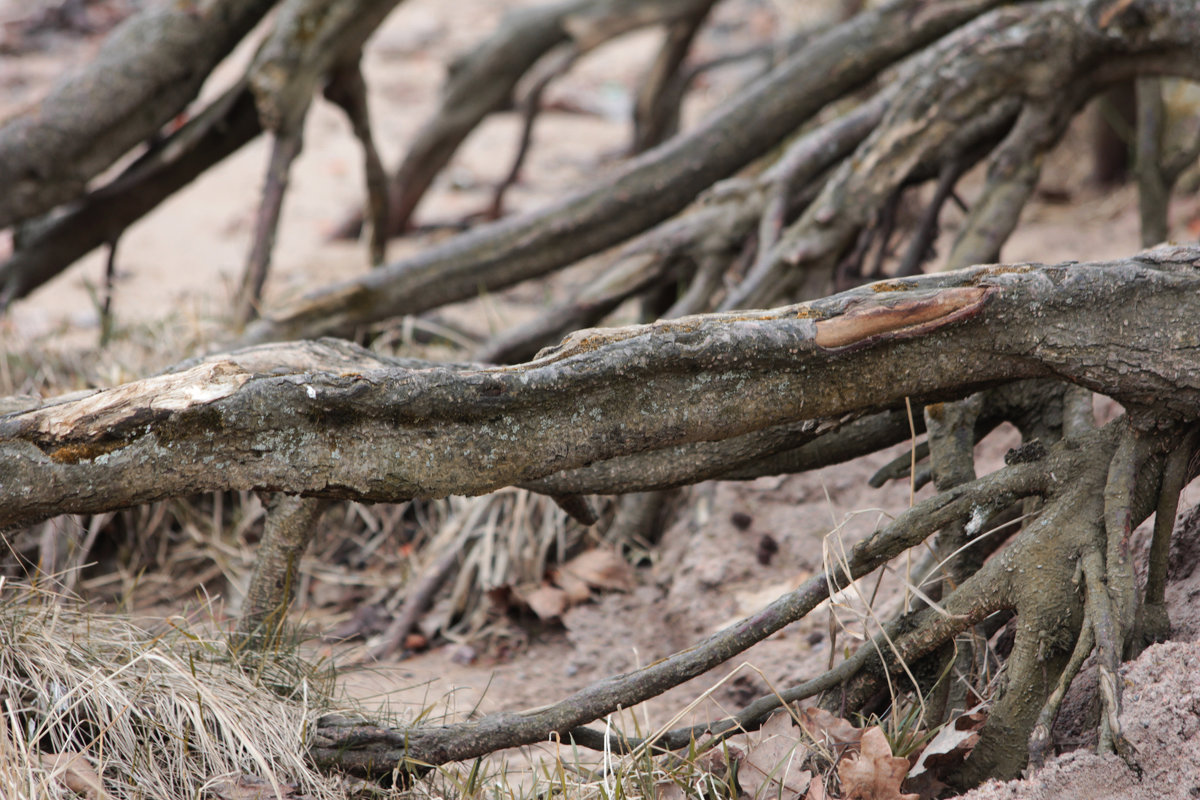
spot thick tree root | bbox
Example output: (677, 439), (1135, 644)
(6, 254), (1200, 530)
(236, 495), (330, 648)
(243, 0), (1011, 343)
(770, 417), (1188, 787)
(308, 458), (1047, 777)
(1140, 429), (1200, 646)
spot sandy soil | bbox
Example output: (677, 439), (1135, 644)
(4, 1), (1200, 797)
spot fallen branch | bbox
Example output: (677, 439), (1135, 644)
(310, 454), (1047, 775)
(0, 0), (277, 228)
(3, 249), (1198, 531)
(242, 0), (1009, 343)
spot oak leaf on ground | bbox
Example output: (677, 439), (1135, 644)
(837, 727), (919, 800)
(738, 711), (813, 799)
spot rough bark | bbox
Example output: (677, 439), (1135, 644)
(725, 0), (1200, 310)
(235, 495), (330, 646)
(0, 0), (279, 229)
(473, 89), (886, 363)
(2, 248), (1198, 531)
(0, 83), (264, 308)
(241, 0), (1012, 343)
(0, 0), (414, 308)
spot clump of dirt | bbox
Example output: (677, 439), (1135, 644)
(1165, 504), (1200, 641)
(963, 640), (1200, 800)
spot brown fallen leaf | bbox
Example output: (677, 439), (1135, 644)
(798, 706), (863, 752)
(906, 709), (985, 792)
(699, 737), (741, 776)
(549, 565), (592, 603)
(655, 779), (688, 800)
(561, 547), (634, 591)
(739, 711), (812, 799)
(901, 769), (950, 800)
(521, 584), (571, 620)
(837, 727), (920, 800)
(804, 773), (827, 800)
(38, 752), (109, 800)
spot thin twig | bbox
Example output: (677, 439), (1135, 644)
(361, 546), (462, 663)
(489, 45), (580, 221)
(325, 54), (390, 266)
(236, 126), (307, 326)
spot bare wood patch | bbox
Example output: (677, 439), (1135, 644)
(813, 286), (991, 350)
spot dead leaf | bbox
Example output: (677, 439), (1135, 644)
(38, 752), (108, 800)
(837, 727), (919, 800)
(907, 709), (985, 786)
(487, 585), (516, 610)
(804, 773), (827, 800)
(561, 548), (634, 591)
(739, 711), (812, 799)
(900, 769), (950, 800)
(654, 779), (688, 800)
(549, 565), (592, 603)
(798, 707), (863, 751)
(699, 738), (741, 776)
(521, 584), (570, 620)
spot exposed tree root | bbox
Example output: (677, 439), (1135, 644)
(628, 0), (717, 153)
(486, 44), (581, 221)
(324, 54), (390, 266)
(4, 251), (1200, 785)
(243, 0), (1008, 343)
(0, 0), (276, 228)
(5, 1), (1200, 791)
(0, 0), (407, 307)
(1140, 430), (1200, 644)
(332, 0), (719, 238)
(1134, 78), (1200, 247)
(0, 82), (263, 308)
(312, 417), (1180, 782)
(236, 495), (330, 647)
(308, 456), (1048, 777)
(9, 254), (1200, 529)
(237, 128), (307, 325)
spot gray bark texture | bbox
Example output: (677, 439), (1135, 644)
(0, 0), (279, 228)
(2, 247), (1198, 531)
(240, 0), (1014, 343)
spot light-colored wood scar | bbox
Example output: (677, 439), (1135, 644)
(814, 286), (992, 349)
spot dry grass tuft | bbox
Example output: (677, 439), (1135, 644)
(0, 579), (354, 800)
